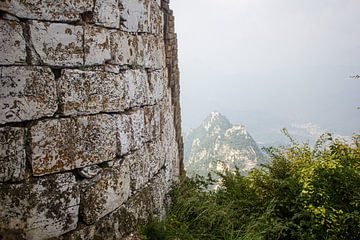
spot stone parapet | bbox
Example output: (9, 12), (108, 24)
(0, 0), (182, 239)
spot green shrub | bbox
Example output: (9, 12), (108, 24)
(142, 134), (360, 240)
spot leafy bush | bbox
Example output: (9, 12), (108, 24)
(142, 134), (360, 240)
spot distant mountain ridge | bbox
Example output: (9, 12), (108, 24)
(184, 112), (264, 177)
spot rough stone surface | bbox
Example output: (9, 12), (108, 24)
(116, 113), (133, 156)
(29, 21), (84, 67)
(84, 25), (112, 66)
(110, 30), (137, 66)
(126, 141), (165, 193)
(0, 0), (93, 22)
(94, 0), (121, 28)
(0, 66), (57, 124)
(124, 69), (149, 108)
(144, 105), (161, 142)
(0, 183), (28, 239)
(147, 69), (166, 105)
(0, 173), (79, 240)
(120, 0), (163, 34)
(59, 171), (167, 240)
(0, 0), (182, 238)
(30, 115), (117, 176)
(26, 173), (80, 240)
(58, 69), (126, 115)
(142, 34), (166, 69)
(129, 108), (145, 151)
(0, 127), (26, 182)
(0, 19), (26, 65)
(80, 161), (130, 225)
(110, 32), (165, 69)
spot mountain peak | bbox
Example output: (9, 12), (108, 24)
(202, 112), (232, 131)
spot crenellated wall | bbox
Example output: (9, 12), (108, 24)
(0, 0), (182, 239)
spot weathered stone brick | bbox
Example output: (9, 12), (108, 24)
(147, 69), (166, 105)
(141, 34), (166, 69)
(30, 115), (117, 176)
(116, 114), (132, 156)
(58, 69), (126, 116)
(84, 25), (112, 66)
(129, 108), (145, 151)
(27, 173), (80, 240)
(0, 66), (57, 124)
(120, 0), (163, 35)
(0, 0), (93, 22)
(0, 127), (26, 182)
(126, 146), (149, 192)
(144, 105), (161, 142)
(110, 32), (165, 69)
(94, 0), (121, 28)
(0, 19), (26, 65)
(110, 31), (138, 66)
(0, 183), (28, 239)
(61, 170), (167, 240)
(0, 173), (79, 240)
(80, 161), (130, 225)
(126, 141), (165, 192)
(123, 69), (149, 108)
(29, 21), (83, 67)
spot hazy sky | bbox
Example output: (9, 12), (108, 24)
(171, 0), (360, 136)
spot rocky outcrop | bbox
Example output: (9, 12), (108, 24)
(184, 112), (264, 178)
(0, 0), (182, 239)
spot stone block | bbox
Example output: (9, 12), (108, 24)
(126, 141), (164, 192)
(116, 114), (133, 156)
(60, 171), (167, 240)
(84, 25), (112, 66)
(30, 115), (117, 176)
(0, 19), (26, 65)
(26, 173), (80, 240)
(144, 105), (161, 142)
(0, 127), (26, 182)
(110, 31), (137, 66)
(115, 109), (145, 157)
(0, 173), (80, 240)
(123, 69), (149, 108)
(0, 66), (57, 124)
(0, 0), (93, 22)
(0, 183), (28, 239)
(80, 161), (130, 225)
(147, 69), (166, 105)
(120, 0), (163, 35)
(94, 0), (121, 28)
(126, 146), (149, 192)
(129, 108), (145, 151)
(142, 34), (166, 69)
(29, 21), (83, 67)
(58, 69), (126, 115)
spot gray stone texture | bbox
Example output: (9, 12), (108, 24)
(0, 0), (93, 22)
(58, 69), (126, 115)
(120, 0), (164, 35)
(0, 127), (26, 182)
(30, 115), (117, 176)
(0, 66), (57, 124)
(0, 19), (26, 65)
(0, 172), (79, 240)
(0, 0), (182, 238)
(29, 21), (84, 67)
(80, 161), (130, 225)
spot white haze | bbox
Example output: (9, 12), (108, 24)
(171, 0), (360, 142)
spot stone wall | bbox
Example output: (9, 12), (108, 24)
(0, 0), (182, 239)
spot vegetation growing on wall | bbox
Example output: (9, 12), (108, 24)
(143, 133), (360, 240)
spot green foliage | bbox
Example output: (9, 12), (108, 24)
(142, 134), (360, 240)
